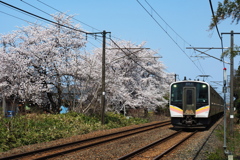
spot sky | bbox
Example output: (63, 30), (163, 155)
(1, 0), (240, 96)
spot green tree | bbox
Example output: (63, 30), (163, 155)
(221, 47), (240, 123)
(234, 66), (240, 123)
(221, 46), (240, 58)
(209, 0), (240, 122)
(210, 0), (240, 30)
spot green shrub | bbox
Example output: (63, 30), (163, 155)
(104, 112), (148, 128)
(0, 112), (148, 152)
(207, 147), (226, 160)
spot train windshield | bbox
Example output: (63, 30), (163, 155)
(196, 83), (208, 103)
(171, 82), (208, 104)
(171, 83), (183, 103)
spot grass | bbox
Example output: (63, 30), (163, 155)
(0, 112), (148, 152)
(207, 120), (240, 160)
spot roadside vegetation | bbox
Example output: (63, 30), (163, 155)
(0, 112), (148, 152)
(207, 117), (240, 160)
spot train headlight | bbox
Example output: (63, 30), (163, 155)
(173, 84), (177, 88)
(202, 84), (206, 88)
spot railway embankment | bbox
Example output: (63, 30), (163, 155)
(0, 112), (239, 159)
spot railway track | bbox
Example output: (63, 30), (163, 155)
(0, 120), (171, 160)
(117, 130), (198, 160)
(117, 117), (224, 160)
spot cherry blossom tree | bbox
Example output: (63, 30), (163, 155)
(88, 40), (174, 113)
(0, 13), (174, 115)
(0, 14), (87, 113)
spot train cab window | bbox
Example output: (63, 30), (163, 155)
(171, 83), (182, 103)
(186, 90), (193, 104)
(196, 84), (208, 103)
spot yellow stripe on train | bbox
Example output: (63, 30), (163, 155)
(170, 105), (183, 114)
(196, 106), (209, 114)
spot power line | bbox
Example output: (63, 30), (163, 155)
(0, 0), (88, 34)
(0, 2), (50, 25)
(187, 47), (230, 64)
(0, 8), (102, 50)
(209, 1), (229, 154)
(21, 0), (52, 17)
(0, 10), (45, 28)
(22, 0), (164, 60)
(109, 38), (172, 81)
(209, 0), (225, 68)
(209, 0), (221, 40)
(36, 0), (101, 33)
(144, 0), (192, 47)
(1, 0), (109, 59)
(136, 0), (205, 75)
(145, 0), (206, 74)
(0, 5), (105, 63)
(2, 0), (175, 81)
(36, 0), (123, 41)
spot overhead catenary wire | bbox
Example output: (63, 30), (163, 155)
(209, 0), (221, 40)
(0, 2), (52, 27)
(0, 0), (88, 34)
(144, 0), (192, 47)
(109, 38), (172, 81)
(0, 9), (104, 63)
(145, 0), (206, 73)
(136, 0), (205, 75)
(21, 0), (122, 43)
(208, 0), (230, 154)
(209, 0), (225, 68)
(20, 0), (52, 18)
(0, 0), (106, 52)
(36, 0), (122, 41)
(0, 11), (102, 53)
(36, 0), (101, 33)
(1, 0), (177, 82)
(0, 10), (47, 28)
(18, 0), (164, 62)
(192, 48), (230, 64)
(37, 0), (202, 80)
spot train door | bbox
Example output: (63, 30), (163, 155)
(183, 87), (196, 115)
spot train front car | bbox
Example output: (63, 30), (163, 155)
(169, 81), (214, 128)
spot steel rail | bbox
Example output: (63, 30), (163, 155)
(33, 121), (171, 160)
(0, 121), (171, 160)
(117, 130), (182, 160)
(153, 130), (198, 160)
(193, 117), (223, 160)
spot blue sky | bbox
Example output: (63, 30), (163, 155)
(1, 0), (240, 95)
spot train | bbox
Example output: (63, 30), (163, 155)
(169, 80), (224, 128)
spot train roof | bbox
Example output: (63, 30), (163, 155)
(170, 80), (209, 86)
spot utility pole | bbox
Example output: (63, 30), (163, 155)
(223, 67), (228, 151)
(87, 30), (111, 125)
(101, 30), (106, 125)
(230, 31), (234, 136)
(186, 33), (240, 156)
(100, 30), (111, 125)
(222, 31), (240, 135)
(187, 36), (240, 135)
